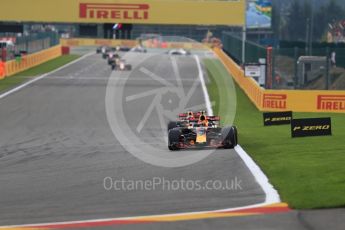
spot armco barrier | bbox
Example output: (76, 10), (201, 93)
(4, 45), (62, 77)
(214, 48), (345, 113)
(60, 38), (210, 50)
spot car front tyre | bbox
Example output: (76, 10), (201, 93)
(168, 129), (180, 151)
(222, 126), (238, 149)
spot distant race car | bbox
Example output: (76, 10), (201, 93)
(101, 47), (111, 59)
(168, 48), (191, 56)
(100, 47), (117, 59)
(111, 59), (132, 71)
(167, 111), (238, 151)
(107, 52), (120, 65)
(131, 46), (147, 53)
(116, 46), (131, 52)
(96, 46), (103, 54)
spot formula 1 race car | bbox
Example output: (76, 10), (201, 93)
(96, 46), (103, 54)
(101, 47), (112, 59)
(131, 45), (147, 53)
(116, 46), (131, 52)
(111, 59), (132, 71)
(168, 48), (191, 56)
(107, 52), (120, 65)
(99, 47), (117, 59)
(167, 111), (238, 151)
(97, 46), (111, 54)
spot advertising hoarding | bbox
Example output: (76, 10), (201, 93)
(247, 0), (272, 29)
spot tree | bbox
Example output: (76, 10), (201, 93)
(326, 0), (344, 22)
(277, 0), (345, 42)
(287, 0), (306, 40)
(313, 5), (327, 41)
(271, 0), (282, 40)
(312, 0), (345, 42)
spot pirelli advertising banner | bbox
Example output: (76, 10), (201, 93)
(0, 0), (245, 26)
(262, 91), (345, 114)
(291, 118), (332, 138)
(263, 111), (292, 126)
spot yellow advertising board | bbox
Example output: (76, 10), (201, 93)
(0, 0), (245, 26)
(262, 90), (345, 114)
(214, 48), (345, 114)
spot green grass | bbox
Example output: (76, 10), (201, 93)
(0, 55), (80, 93)
(205, 58), (345, 209)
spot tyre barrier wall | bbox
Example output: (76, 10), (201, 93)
(60, 38), (211, 50)
(3, 45), (62, 77)
(214, 48), (345, 114)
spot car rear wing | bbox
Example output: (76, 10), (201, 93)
(207, 116), (220, 121)
(178, 114), (220, 125)
(179, 111), (208, 118)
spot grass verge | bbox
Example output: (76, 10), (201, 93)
(205, 58), (345, 209)
(0, 55), (80, 93)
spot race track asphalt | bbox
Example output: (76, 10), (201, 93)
(0, 50), (265, 226)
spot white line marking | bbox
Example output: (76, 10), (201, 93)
(0, 52), (94, 100)
(194, 55), (213, 116)
(235, 145), (281, 203)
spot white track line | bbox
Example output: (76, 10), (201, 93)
(194, 54), (280, 204)
(235, 146), (280, 203)
(194, 55), (213, 116)
(0, 52), (94, 100)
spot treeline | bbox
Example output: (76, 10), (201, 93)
(272, 0), (345, 41)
